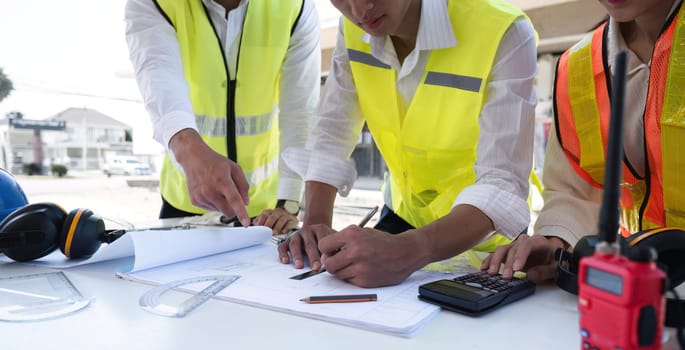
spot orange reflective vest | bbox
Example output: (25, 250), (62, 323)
(554, 6), (685, 235)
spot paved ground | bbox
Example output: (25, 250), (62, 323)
(14, 171), (541, 232)
(14, 171), (384, 230)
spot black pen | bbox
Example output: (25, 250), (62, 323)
(300, 293), (378, 304)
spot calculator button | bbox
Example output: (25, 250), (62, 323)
(465, 282), (484, 289)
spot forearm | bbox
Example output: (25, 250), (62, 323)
(168, 129), (211, 169)
(407, 204), (496, 269)
(303, 181), (337, 227)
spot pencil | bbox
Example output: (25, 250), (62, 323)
(300, 293), (378, 304)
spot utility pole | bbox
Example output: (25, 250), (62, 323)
(82, 108), (88, 171)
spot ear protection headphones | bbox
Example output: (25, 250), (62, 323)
(0, 202), (124, 261)
(556, 227), (685, 327)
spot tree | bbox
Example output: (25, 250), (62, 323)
(0, 68), (13, 103)
(5, 110), (23, 120)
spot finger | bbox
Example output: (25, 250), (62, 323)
(480, 254), (492, 271)
(486, 245), (511, 275)
(271, 216), (290, 235)
(283, 217), (298, 232)
(217, 185), (250, 227)
(317, 230), (346, 256)
(262, 213), (277, 229)
(525, 262), (557, 283)
(503, 237), (535, 279)
(277, 215), (298, 234)
(512, 239), (534, 271)
(326, 258), (355, 280)
(287, 234), (306, 268)
(321, 248), (354, 276)
(277, 238), (291, 264)
(300, 232), (322, 271)
(252, 210), (272, 226)
(501, 243), (520, 279)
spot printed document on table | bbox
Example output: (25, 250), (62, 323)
(117, 243), (458, 337)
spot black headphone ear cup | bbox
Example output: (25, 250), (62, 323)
(59, 208), (105, 259)
(0, 202), (66, 261)
(626, 228), (685, 287)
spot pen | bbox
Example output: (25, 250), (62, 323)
(300, 293), (378, 304)
(357, 205), (379, 229)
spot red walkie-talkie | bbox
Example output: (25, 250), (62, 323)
(577, 51), (666, 349)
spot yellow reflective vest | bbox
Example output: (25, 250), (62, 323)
(343, 0), (525, 250)
(155, 0), (303, 216)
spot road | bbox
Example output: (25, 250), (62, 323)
(14, 171), (384, 229)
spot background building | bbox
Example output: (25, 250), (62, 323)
(0, 107), (153, 174)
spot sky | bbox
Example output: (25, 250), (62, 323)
(0, 0), (341, 154)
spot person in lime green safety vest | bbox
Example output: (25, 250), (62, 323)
(125, 0), (321, 234)
(277, 0), (537, 288)
(482, 0), (684, 283)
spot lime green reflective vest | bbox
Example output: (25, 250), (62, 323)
(344, 0), (525, 251)
(155, 0), (303, 216)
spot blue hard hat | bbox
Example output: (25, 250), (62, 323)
(0, 168), (29, 222)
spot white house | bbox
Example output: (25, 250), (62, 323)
(0, 107), (148, 174)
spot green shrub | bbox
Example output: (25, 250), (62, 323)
(51, 164), (68, 177)
(22, 163), (41, 175)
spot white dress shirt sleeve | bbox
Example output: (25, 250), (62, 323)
(277, 0), (321, 201)
(453, 18), (538, 239)
(283, 16), (361, 197)
(533, 123), (603, 246)
(126, 0), (320, 201)
(124, 0), (197, 157)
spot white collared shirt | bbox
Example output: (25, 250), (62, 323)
(125, 0), (321, 201)
(283, 0), (537, 238)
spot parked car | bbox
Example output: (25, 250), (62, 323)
(103, 156), (152, 177)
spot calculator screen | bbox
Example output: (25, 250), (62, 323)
(436, 280), (492, 298)
(585, 267), (623, 295)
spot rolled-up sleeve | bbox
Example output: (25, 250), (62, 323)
(282, 17), (363, 197)
(453, 19), (537, 239)
(277, 0), (321, 201)
(124, 0), (197, 154)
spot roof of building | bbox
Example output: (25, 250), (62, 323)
(49, 107), (131, 129)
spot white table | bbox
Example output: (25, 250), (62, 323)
(0, 256), (582, 350)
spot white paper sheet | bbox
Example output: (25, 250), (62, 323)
(117, 243), (450, 337)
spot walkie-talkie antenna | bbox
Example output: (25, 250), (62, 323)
(597, 51), (628, 245)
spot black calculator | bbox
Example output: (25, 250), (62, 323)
(418, 271), (536, 316)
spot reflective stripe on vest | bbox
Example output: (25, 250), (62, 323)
(195, 109), (276, 137)
(646, 6), (685, 229)
(155, 0), (302, 216)
(554, 5), (685, 232)
(344, 0), (525, 251)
